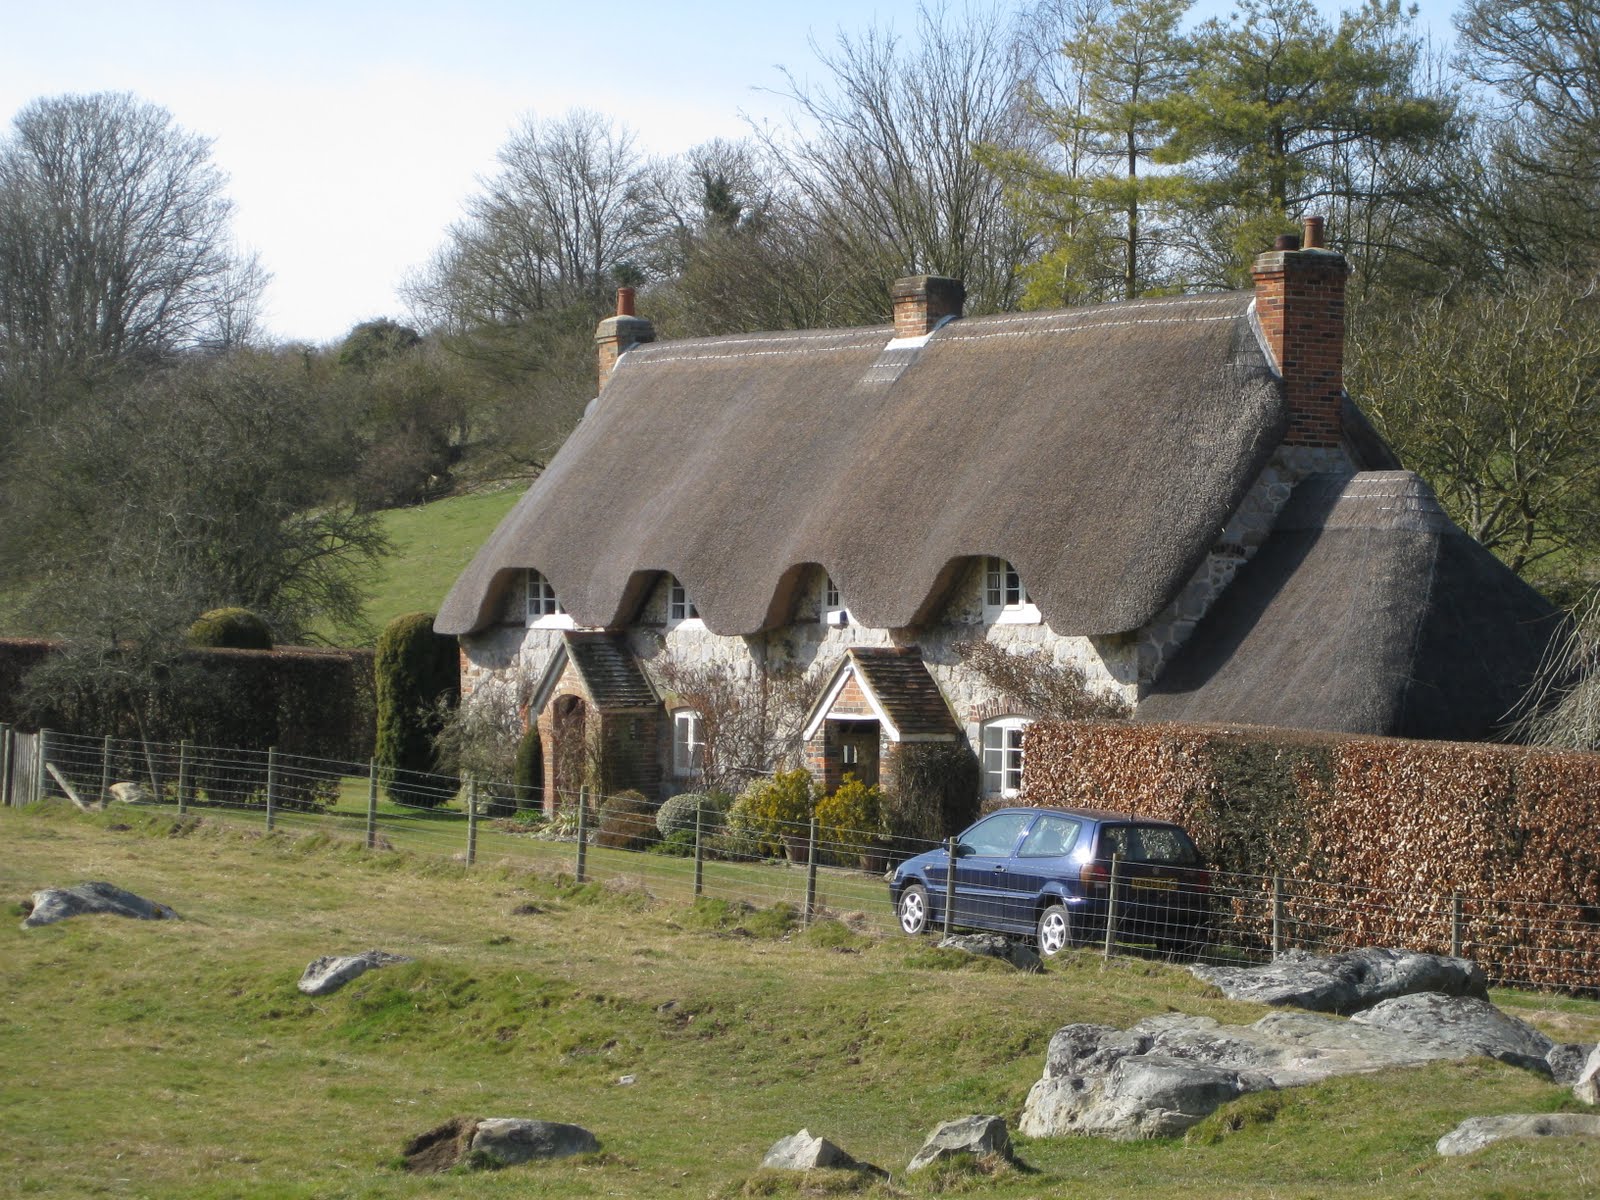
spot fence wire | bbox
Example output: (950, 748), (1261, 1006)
(8, 724), (1600, 994)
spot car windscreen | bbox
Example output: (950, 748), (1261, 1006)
(1097, 823), (1200, 865)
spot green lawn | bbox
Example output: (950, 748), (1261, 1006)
(6, 801), (1600, 1199)
(351, 487), (523, 641)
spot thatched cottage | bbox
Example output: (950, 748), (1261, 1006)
(435, 219), (1560, 810)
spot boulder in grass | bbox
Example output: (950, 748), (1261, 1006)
(906, 1115), (1013, 1172)
(1189, 947), (1488, 1015)
(469, 1119), (598, 1166)
(1437, 1113), (1600, 1157)
(298, 949), (411, 996)
(21, 881), (178, 928)
(1576, 1045), (1600, 1105)
(1547, 1042), (1593, 1087)
(1349, 993), (1555, 1076)
(761, 1129), (883, 1176)
(938, 933), (1041, 973)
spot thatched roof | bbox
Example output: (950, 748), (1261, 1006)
(1136, 472), (1564, 740)
(437, 292), (1283, 637)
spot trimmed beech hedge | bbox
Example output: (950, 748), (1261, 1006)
(1021, 721), (1600, 989)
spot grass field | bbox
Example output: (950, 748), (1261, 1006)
(6, 801), (1600, 1199)
(350, 487), (523, 641)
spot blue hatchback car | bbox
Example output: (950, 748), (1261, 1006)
(888, 806), (1211, 958)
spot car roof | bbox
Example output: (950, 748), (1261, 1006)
(986, 805), (1184, 828)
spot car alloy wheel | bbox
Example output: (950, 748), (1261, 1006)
(898, 883), (929, 935)
(1037, 903), (1072, 957)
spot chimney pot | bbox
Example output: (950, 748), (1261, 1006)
(1273, 233), (1302, 252)
(1302, 216), (1326, 250)
(616, 287), (636, 317)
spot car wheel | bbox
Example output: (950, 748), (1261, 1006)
(898, 883), (930, 936)
(1037, 903), (1073, 958)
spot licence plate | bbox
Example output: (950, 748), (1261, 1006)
(1132, 878), (1177, 891)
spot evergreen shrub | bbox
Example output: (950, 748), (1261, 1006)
(374, 612), (458, 808)
(187, 607), (273, 649)
(595, 788), (658, 850)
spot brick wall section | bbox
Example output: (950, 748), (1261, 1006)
(1251, 248), (1349, 449)
(594, 314), (655, 392)
(890, 275), (965, 339)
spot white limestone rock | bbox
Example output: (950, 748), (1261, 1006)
(1190, 947), (1488, 1015)
(297, 949), (412, 996)
(906, 1115), (1012, 1172)
(22, 881), (177, 928)
(1437, 1113), (1600, 1157)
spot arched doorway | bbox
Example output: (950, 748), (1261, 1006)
(547, 694), (589, 812)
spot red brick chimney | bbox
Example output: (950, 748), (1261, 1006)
(890, 275), (965, 339)
(1251, 217), (1349, 449)
(595, 287), (655, 392)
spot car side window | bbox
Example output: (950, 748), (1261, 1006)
(959, 812), (1034, 857)
(1018, 815), (1080, 858)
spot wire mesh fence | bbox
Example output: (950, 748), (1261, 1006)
(7, 721), (1600, 994)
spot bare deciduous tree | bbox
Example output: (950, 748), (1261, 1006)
(0, 93), (253, 433)
(1351, 272), (1600, 588)
(758, 3), (1039, 320)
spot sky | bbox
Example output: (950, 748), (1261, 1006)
(1, 0), (1463, 346)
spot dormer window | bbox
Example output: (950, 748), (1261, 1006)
(524, 570), (573, 629)
(667, 575), (702, 626)
(982, 558), (1041, 625)
(822, 574), (850, 627)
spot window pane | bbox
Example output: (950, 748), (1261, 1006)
(1020, 815), (1080, 858)
(961, 811), (1032, 856)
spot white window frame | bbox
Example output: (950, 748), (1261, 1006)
(821, 574), (850, 627)
(671, 708), (705, 778)
(667, 575), (703, 628)
(524, 570), (573, 629)
(982, 557), (1041, 625)
(981, 716), (1032, 799)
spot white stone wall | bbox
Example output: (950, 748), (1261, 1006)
(458, 561), (1138, 764)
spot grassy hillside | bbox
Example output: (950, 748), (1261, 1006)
(355, 487), (523, 641)
(5, 802), (1600, 1199)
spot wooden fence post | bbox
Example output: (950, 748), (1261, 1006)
(466, 779), (478, 867)
(176, 740), (190, 817)
(1272, 875), (1284, 956)
(1451, 893), (1464, 958)
(101, 735), (113, 810)
(265, 747), (277, 831)
(1104, 853), (1121, 959)
(366, 758), (378, 850)
(36, 728), (49, 804)
(693, 802), (705, 898)
(804, 817), (819, 926)
(1, 725), (12, 808)
(575, 787), (588, 884)
(943, 837), (957, 937)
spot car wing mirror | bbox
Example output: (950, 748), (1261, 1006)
(952, 842), (974, 858)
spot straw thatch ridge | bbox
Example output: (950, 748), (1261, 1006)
(436, 291), (1282, 638)
(1135, 472), (1565, 740)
